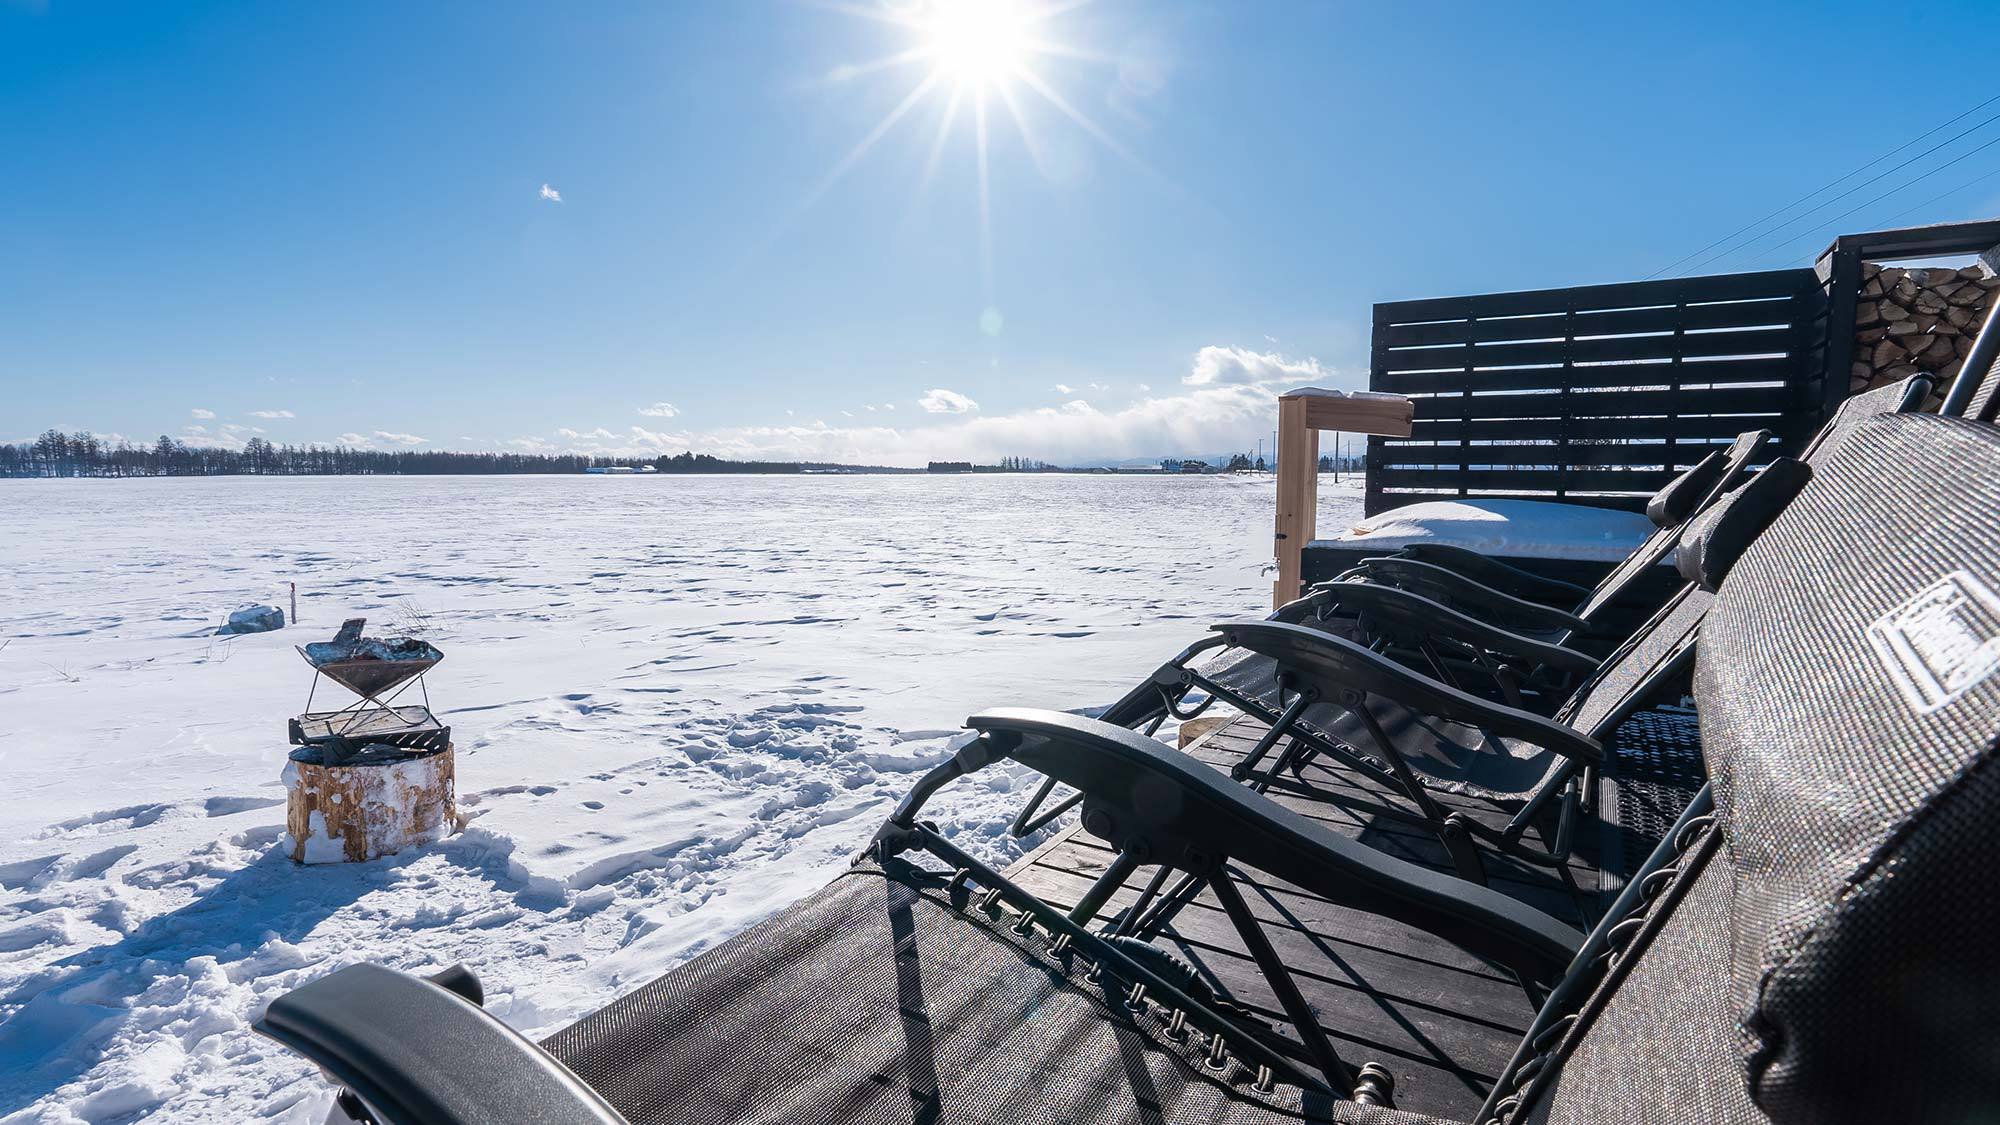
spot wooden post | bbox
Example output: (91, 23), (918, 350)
(1272, 389), (1416, 607)
(1273, 395), (1318, 608)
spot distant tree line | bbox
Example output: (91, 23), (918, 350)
(0, 430), (864, 478)
(925, 457), (1069, 473)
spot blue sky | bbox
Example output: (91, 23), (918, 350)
(8, 1), (2000, 465)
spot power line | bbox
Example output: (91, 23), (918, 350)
(1678, 103), (2000, 277)
(1651, 95), (2000, 279)
(1731, 130), (2000, 270)
(1645, 92), (2000, 280)
(1880, 163), (2000, 229)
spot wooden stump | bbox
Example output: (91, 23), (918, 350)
(283, 744), (458, 864)
(1178, 713), (1233, 749)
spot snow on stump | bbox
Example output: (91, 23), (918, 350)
(282, 743), (457, 864)
(218, 604), (286, 635)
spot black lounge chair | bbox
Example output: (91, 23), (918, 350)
(1010, 381), (1929, 895)
(1348, 426), (1773, 650)
(256, 406), (2000, 1124)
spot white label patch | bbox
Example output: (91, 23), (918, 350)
(1867, 569), (2000, 714)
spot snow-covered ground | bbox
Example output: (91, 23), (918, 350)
(0, 472), (1363, 1124)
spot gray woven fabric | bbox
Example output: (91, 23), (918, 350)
(1675, 460), (1812, 594)
(1203, 632), (1561, 800)
(1321, 700), (1555, 798)
(1527, 856), (1764, 1125)
(1559, 586), (1710, 737)
(1573, 429), (1768, 625)
(1693, 412), (2000, 1123)
(1800, 379), (1918, 463)
(1645, 449), (1727, 528)
(541, 864), (1449, 1125)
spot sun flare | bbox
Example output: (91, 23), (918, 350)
(813, 0), (1140, 314)
(921, 0), (1032, 87)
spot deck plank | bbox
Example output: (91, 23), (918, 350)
(1000, 709), (1623, 1119)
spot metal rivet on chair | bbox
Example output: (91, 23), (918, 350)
(1254, 1065), (1275, 1093)
(949, 868), (972, 892)
(979, 887), (1004, 915)
(1084, 960), (1104, 983)
(1206, 1032), (1229, 1071)
(1125, 981), (1146, 1010)
(1164, 1007), (1188, 1040)
(1010, 911), (1035, 937)
(1050, 933), (1071, 957)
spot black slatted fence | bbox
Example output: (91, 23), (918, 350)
(1365, 269), (1826, 515)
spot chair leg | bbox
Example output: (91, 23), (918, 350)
(1068, 849), (1143, 926)
(1231, 690), (1315, 781)
(1207, 868), (1356, 1093)
(1352, 698), (1489, 885)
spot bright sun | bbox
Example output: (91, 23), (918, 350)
(921, 0), (1032, 86)
(814, 0), (1136, 316)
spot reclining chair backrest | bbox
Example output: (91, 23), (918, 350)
(1551, 377), (1931, 739)
(1512, 411), (2000, 1125)
(1570, 430), (1771, 626)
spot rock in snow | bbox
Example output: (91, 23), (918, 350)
(216, 604), (286, 635)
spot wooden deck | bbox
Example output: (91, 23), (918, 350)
(1002, 712), (1635, 1120)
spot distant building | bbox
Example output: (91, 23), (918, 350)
(926, 461), (975, 473)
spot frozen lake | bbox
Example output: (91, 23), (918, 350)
(0, 473), (1362, 1123)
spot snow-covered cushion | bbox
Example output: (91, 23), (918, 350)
(1313, 498), (1657, 563)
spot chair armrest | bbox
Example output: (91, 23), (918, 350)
(1210, 619), (1604, 766)
(1347, 557), (1591, 635)
(1318, 581), (1600, 675)
(964, 708), (1584, 986)
(254, 963), (627, 1125)
(1395, 543), (1594, 605)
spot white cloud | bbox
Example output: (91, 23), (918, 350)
(372, 430), (427, 445)
(248, 409), (295, 419)
(637, 402), (679, 418)
(1137, 383), (1151, 391)
(178, 424), (245, 450)
(919, 388), (979, 414)
(189, 407), (215, 420)
(480, 346), (1349, 467)
(1053, 383), (1075, 395)
(558, 427), (617, 440)
(1183, 345), (1330, 388)
(539, 183), (562, 203)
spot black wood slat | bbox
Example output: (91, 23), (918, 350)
(1378, 298), (1796, 348)
(1362, 267), (1820, 517)
(1404, 414), (1786, 443)
(1374, 268), (1811, 324)
(1378, 356), (1793, 395)
(1367, 490), (1651, 512)
(1371, 442), (1729, 468)
(1379, 326), (1796, 373)
(1408, 385), (1784, 421)
(1371, 467), (1685, 492)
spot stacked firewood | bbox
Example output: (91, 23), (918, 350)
(1851, 263), (1999, 398)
